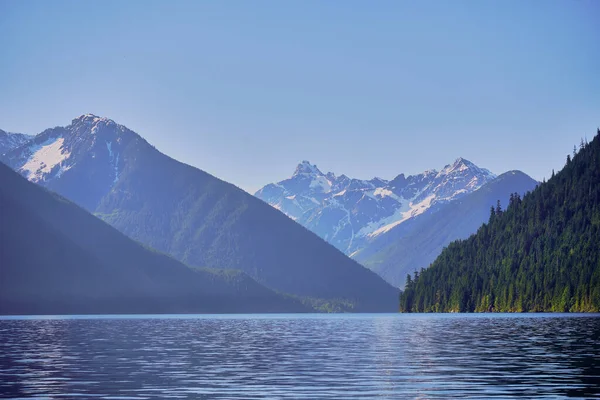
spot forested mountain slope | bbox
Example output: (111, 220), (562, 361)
(0, 162), (308, 314)
(400, 131), (600, 312)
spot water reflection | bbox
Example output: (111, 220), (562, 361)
(0, 314), (599, 399)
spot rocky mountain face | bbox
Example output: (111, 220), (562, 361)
(0, 129), (34, 155)
(255, 158), (497, 256)
(2, 114), (398, 311)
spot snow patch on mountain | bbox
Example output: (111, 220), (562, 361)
(367, 194), (436, 237)
(309, 175), (332, 193)
(20, 137), (71, 182)
(106, 141), (120, 184)
(365, 187), (401, 203)
(373, 187), (394, 198)
(106, 141), (113, 158)
(113, 153), (120, 184)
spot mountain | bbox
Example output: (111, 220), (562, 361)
(0, 162), (308, 314)
(0, 129), (33, 155)
(255, 158), (497, 256)
(355, 171), (538, 287)
(1, 114), (398, 312)
(400, 131), (600, 313)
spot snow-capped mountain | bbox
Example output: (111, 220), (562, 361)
(2, 114), (140, 210)
(256, 161), (386, 222)
(1, 114), (398, 311)
(0, 129), (34, 155)
(255, 158), (497, 255)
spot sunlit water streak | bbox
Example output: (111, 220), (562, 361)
(1, 314), (599, 399)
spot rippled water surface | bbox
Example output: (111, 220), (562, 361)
(1, 314), (599, 399)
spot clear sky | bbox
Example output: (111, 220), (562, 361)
(1, 0), (598, 193)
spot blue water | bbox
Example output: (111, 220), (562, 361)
(1, 313), (599, 399)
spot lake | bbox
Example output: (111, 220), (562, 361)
(1, 314), (599, 399)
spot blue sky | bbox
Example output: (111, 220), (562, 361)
(1, 0), (598, 193)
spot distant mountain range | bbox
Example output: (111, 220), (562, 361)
(1, 114), (398, 312)
(256, 159), (537, 287)
(256, 159), (497, 255)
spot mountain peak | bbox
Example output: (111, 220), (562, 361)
(436, 157), (496, 183)
(453, 157), (474, 166)
(293, 160), (323, 176)
(71, 114), (116, 130)
(439, 157), (477, 175)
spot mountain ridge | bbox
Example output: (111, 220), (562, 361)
(255, 157), (497, 255)
(1, 114), (398, 312)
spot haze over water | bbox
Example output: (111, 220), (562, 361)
(1, 314), (599, 399)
